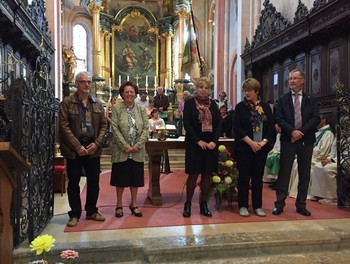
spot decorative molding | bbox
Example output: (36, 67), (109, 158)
(250, 0), (291, 49)
(242, 0), (350, 66)
(294, 0), (309, 23)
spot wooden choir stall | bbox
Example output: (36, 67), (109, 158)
(0, 142), (30, 264)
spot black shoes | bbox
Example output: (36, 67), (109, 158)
(115, 207), (123, 218)
(183, 201), (191, 217)
(272, 207), (283, 215)
(296, 207), (311, 216)
(129, 205), (143, 217)
(200, 201), (212, 217)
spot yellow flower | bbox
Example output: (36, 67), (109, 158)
(218, 145), (226, 152)
(30, 234), (55, 255)
(212, 175), (221, 183)
(225, 160), (233, 167)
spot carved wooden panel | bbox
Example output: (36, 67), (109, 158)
(262, 68), (270, 102)
(310, 47), (322, 96)
(282, 60), (292, 95)
(328, 44), (341, 93)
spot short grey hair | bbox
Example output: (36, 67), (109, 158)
(75, 71), (92, 81)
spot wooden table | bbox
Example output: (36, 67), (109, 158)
(145, 138), (235, 205)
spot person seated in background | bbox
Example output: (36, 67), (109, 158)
(135, 91), (149, 108)
(148, 108), (165, 139)
(177, 90), (191, 136)
(154, 86), (169, 121)
(309, 137), (337, 204)
(145, 97), (155, 119)
(289, 114), (335, 199)
(215, 91), (233, 112)
(218, 105), (233, 138)
(263, 124), (281, 185)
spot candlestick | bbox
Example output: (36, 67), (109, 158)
(118, 75), (121, 86)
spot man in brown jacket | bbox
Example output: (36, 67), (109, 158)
(59, 71), (107, 227)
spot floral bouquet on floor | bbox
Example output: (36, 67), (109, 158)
(209, 145), (239, 209)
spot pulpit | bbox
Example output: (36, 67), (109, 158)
(0, 142), (30, 264)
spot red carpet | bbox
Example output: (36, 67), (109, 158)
(64, 170), (349, 232)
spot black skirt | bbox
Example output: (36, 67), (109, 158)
(110, 159), (144, 187)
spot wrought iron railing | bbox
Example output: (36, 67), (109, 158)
(2, 51), (56, 246)
(335, 81), (350, 209)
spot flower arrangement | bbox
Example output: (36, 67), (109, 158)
(29, 234), (79, 264)
(210, 145), (239, 209)
(156, 129), (168, 140)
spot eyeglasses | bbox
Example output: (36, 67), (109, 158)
(77, 80), (92, 84)
(289, 77), (303, 81)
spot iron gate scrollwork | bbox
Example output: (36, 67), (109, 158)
(3, 51), (56, 246)
(335, 81), (350, 209)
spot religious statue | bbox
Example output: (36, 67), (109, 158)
(62, 45), (77, 83)
(122, 44), (137, 70)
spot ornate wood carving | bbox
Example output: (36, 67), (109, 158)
(250, 0), (290, 49)
(294, 0), (309, 23)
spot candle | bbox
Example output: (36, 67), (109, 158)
(109, 78), (111, 87)
(154, 76), (157, 87)
(118, 75), (121, 86)
(165, 78), (168, 88)
(127, 75), (130, 81)
(145, 76), (148, 86)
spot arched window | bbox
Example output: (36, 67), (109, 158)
(73, 24), (88, 74)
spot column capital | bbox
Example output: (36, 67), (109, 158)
(88, 2), (103, 14)
(161, 32), (174, 39)
(176, 10), (189, 19)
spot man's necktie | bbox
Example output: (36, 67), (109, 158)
(294, 94), (302, 129)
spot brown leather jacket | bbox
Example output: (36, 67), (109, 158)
(59, 93), (107, 159)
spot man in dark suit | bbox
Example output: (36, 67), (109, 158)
(272, 69), (320, 216)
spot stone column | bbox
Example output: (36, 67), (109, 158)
(176, 10), (189, 79)
(162, 32), (174, 87)
(104, 31), (112, 80)
(88, 2), (103, 78)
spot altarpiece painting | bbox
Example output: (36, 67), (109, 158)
(112, 8), (158, 90)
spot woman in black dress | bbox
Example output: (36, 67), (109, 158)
(233, 78), (275, 217)
(182, 77), (221, 217)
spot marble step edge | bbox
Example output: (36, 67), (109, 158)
(13, 229), (350, 264)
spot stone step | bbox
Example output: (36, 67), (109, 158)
(14, 222), (350, 263)
(100, 149), (185, 171)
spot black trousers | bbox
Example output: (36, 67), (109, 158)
(236, 149), (268, 210)
(274, 141), (313, 209)
(66, 155), (101, 219)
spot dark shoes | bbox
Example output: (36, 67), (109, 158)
(129, 205), (143, 217)
(200, 201), (212, 217)
(115, 207), (123, 218)
(183, 201), (191, 217)
(296, 207), (311, 216)
(272, 207), (283, 215)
